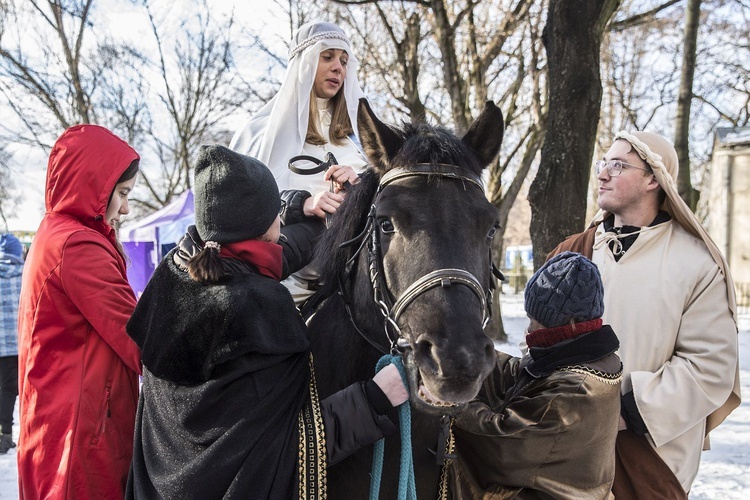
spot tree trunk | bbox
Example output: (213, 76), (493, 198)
(487, 235), (508, 341)
(674, 0), (701, 211)
(528, 0), (620, 270)
(431, 0), (469, 133)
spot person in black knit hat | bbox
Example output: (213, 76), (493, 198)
(125, 145), (407, 499)
(448, 251), (623, 499)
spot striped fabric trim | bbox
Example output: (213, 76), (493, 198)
(298, 353), (327, 499)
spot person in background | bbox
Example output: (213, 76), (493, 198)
(126, 145), (407, 499)
(450, 251), (622, 499)
(0, 233), (23, 454)
(17, 125), (142, 499)
(548, 131), (740, 498)
(230, 21), (367, 304)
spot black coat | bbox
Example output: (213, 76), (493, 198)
(125, 241), (395, 499)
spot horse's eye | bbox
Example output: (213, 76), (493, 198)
(379, 219), (395, 234)
(487, 224), (499, 240)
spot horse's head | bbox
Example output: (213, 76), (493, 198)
(341, 99), (504, 412)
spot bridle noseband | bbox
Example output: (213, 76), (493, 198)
(339, 163), (496, 354)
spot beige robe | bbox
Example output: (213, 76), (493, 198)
(591, 220), (739, 491)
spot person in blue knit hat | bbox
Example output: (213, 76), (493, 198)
(0, 233), (24, 454)
(449, 251), (623, 499)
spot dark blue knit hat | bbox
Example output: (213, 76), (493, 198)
(524, 251), (604, 328)
(0, 233), (23, 262)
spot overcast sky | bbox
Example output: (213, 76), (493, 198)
(5, 0), (292, 232)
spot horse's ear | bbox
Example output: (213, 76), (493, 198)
(461, 101), (504, 167)
(357, 98), (404, 174)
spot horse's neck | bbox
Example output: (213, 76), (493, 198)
(309, 294), (445, 500)
(309, 293), (385, 398)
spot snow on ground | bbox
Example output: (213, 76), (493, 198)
(0, 293), (748, 498)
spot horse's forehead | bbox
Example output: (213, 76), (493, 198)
(395, 129), (474, 163)
(376, 181), (495, 229)
(398, 137), (462, 157)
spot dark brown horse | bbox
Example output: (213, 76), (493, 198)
(308, 99), (505, 498)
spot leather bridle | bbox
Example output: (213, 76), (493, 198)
(338, 163), (500, 354)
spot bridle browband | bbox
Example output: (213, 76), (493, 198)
(377, 163), (484, 191)
(338, 163), (497, 354)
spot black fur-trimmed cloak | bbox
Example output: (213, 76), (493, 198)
(125, 250), (310, 499)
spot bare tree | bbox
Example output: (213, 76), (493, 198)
(0, 0), (148, 148)
(0, 145), (19, 230)
(367, 4), (427, 121)
(674, 0), (701, 210)
(0, 1), (269, 215)
(127, 1), (246, 211)
(598, 0), (745, 222)
(528, 0), (620, 270)
(484, 4), (548, 339)
(97, 43), (152, 147)
(690, 0), (750, 147)
(0, 0), (96, 146)
(532, 0), (691, 257)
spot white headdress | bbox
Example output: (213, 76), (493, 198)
(229, 21), (365, 183)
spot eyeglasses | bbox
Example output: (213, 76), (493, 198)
(595, 159), (652, 177)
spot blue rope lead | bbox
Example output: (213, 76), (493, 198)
(369, 354), (417, 500)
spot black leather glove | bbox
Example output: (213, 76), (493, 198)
(280, 189), (313, 225)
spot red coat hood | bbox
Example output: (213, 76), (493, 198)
(46, 124), (140, 234)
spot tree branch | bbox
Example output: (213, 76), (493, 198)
(609, 0), (681, 32)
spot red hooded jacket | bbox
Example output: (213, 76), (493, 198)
(18, 125), (142, 499)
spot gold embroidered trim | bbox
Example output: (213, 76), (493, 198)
(562, 365), (623, 385)
(438, 417), (456, 500)
(298, 353), (328, 499)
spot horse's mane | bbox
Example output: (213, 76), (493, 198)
(392, 122), (482, 172)
(311, 120), (484, 299)
(311, 167), (379, 299)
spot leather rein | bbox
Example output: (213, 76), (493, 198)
(338, 163), (500, 354)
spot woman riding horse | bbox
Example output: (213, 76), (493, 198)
(231, 21), (368, 305)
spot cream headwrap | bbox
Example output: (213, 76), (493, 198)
(592, 131), (740, 435)
(229, 21), (365, 189)
(592, 132), (738, 321)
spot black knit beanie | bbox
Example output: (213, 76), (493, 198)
(524, 251), (604, 328)
(194, 145), (281, 244)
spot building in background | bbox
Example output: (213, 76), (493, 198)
(707, 127), (750, 306)
(503, 245), (533, 294)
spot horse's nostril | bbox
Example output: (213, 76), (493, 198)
(414, 339), (439, 375)
(485, 342), (495, 358)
